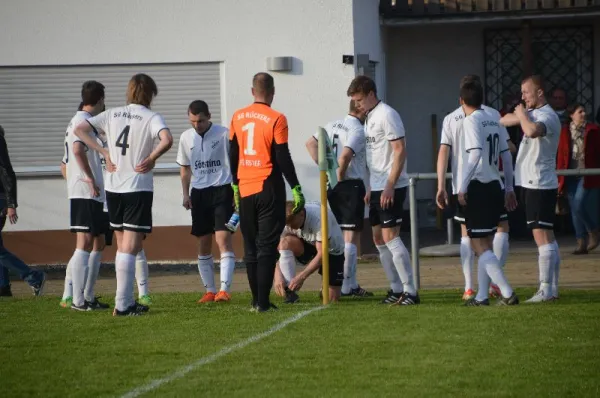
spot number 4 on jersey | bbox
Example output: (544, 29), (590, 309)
(116, 126), (130, 155)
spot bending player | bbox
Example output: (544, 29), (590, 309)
(177, 100), (236, 303)
(457, 79), (519, 306)
(305, 100), (372, 297)
(274, 202), (345, 302)
(436, 75), (516, 301)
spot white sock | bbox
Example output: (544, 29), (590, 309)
(278, 250), (296, 284)
(198, 255), (216, 293)
(342, 242), (357, 294)
(84, 250), (102, 302)
(220, 251), (235, 293)
(551, 241), (560, 297)
(385, 237), (415, 295)
(480, 250), (513, 298)
(493, 232), (510, 268)
(62, 257), (74, 300)
(135, 249), (149, 297)
(70, 249), (90, 306)
(475, 256), (491, 302)
(376, 245), (403, 293)
(115, 251), (136, 311)
(460, 237), (475, 291)
(538, 244), (554, 296)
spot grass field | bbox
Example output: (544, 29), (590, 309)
(2, 289), (600, 398)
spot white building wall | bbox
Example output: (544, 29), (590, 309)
(0, 0), (365, 231)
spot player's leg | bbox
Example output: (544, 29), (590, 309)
(326, 252), (345, 302)
(214, 185), (236, 302)
(370, 191), (403, 303)
(379, 188), (418, 305)
(277, 234), (306, 303)
(489, 217), (510, 298)
(188, 188), (216, 302)
(455, 196), (475, 301)
(327, 183), (355, 295)
(239, 193), (259, 310)
(344, 180), (371, 296)
(135, 245), (151, 305)
(83, 201), (109, 309)
(67, 199), (95, 311)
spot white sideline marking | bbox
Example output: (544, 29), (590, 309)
(120, 306), (326, 398)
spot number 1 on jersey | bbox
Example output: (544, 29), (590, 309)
(116, 126), (130, 155)
(242, 122), (256, 155)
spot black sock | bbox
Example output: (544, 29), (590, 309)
(257, 255), (277, 309)
(245, 261), (258, 305)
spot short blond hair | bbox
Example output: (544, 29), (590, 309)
(522, 75), (545, 92)
(126, 73), (158, 107)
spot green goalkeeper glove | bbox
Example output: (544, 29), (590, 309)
(232, 184), (240, 213)
(291, 185), (305, 214)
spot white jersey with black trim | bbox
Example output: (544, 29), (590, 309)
(364, 101), (408, 191)
(463, 109), (509, 186)
(63, 111), (105, 202)
(313, 115), (367, 182)
(441, 105), (511, 194)
(515, 104), (561, 190)
(283, 203), (344, 256)
(176, 124), (232, 190)
(87, 104), (169, 193)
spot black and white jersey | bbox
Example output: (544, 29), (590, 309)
(313, 115), (367, 182)
(283, 203), (344, 255)
(176, 124), (232, 189)
(63, 111), (105, 202)
(364, 102), (408, 191)
(515, 104), (561, 189)
(463, 109), (510, 186)
(87, 104), (169, 193)
(441, 105), (511, 194)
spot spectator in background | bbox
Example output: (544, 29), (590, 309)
(0, 125), (47, 297)
(549, 87), (569, 125)
(557, 103), (600, 254)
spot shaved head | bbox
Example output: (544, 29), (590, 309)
(252, 72), (275, 96)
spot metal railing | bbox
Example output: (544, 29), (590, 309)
(408, 168), (600, 290)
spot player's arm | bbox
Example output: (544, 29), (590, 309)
(305, 136), (319, 165)
(459, 118), (483, 197)
(386, 138), (406, 190)
(74, 121), (107, 158)
(337, 147), (353, 181)
(0, 131), (18, 209)
(499, 113), (520, 127)
(176, 137), (192, 209)
(273, 116), (301, 188)
(60, 163), (67, 179)
(229, 126), (239, 184)
(436, 116), (452, 208)
(151, 129), (174, 161)
(297, 241), (324, 281)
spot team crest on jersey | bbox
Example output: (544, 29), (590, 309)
(211, 140), (220, 150)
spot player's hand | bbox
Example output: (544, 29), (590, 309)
(458, 192), (467, 206)
(380, 185), (394, 210)
(135, 157), (156, 174)
(288, 274), (306, 292)
(183, 195), (192, 210)
(231, 184), (240, 213)
(6, 207), (18, 224)
(291, 185), (305, 214)
(364, 189), (371, 205)
(436, 189), (448, 210)
(505, 190), (518, 212)
(514, 103), (526, 119)
(105, 156), (116, 173)
(82, 176), (100, 198)
(274, 272), (286, 297)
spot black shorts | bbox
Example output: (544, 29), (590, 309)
(190, 185), (234, 237)
(465, 180), (504, 238)
(369, 187), (406, 228)
(520, 187), (557, 230)
(452, 194), (507, 225)
(327, 179), (366, 231)
(106, 191), (153, 233)
(70, 199), (107, 236)
(296, 240), (344, 287)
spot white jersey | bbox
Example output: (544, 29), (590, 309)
(364, 102), (409, 191)
(515, 104), (561, 189)
(283, 203), (344, 256)
(313, 115), (367, 182)
(63, 111), (105, 202)
(441, 105), (511, 194)
(463, 109), (509, 187)
(177, 124), (232, 190)
(88, 104), (169, 193)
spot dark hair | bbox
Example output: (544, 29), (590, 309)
(567, 102), (585, 116)
(252, 72), (275, 96)
(77, 102), (84, 111)
(81, 81), (105, 106)
(522, 75), (545, 92)
(460, 80), (484, 108)
(460, 74), (482, 88)
(347, 75), (377, 97)
(188, 100), (210, 116)
(127, 73), (158, 107)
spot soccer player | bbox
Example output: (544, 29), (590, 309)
(305, 99), (372, 297)
(347, 75), (418, 305)
(273, 202), (345, 302)
(458, 80), (519, 306)
(500, 75), (562, 303)
(74, 73), (173, 316)
(177, 100), (236, 303)
(60, 81), (110, 311)
(436, 75), (514, 301)
(229, 72), (305, 312)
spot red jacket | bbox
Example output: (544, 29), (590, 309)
(557, 122), (600, 194)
